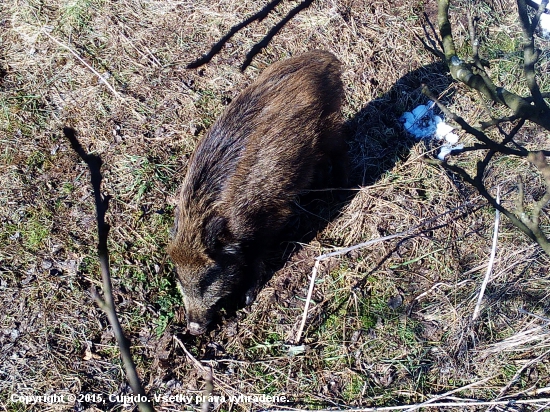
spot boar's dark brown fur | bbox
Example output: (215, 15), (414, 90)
(168, 50), (347, 335)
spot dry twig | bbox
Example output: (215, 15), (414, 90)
(493, 349), (550, 401)
(64, 128), (154, 412)
(472, 187), (500, 321)
(42, 29), (123, 100)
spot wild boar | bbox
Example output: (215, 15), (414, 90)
(168, 50), (348, 335)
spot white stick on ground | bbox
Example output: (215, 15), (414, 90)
(293, 231), (410, 344)
(294, 194), (489, 344)
(472, 186), (501, 321)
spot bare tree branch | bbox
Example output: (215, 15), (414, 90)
(526, 0), (550, 13)
(420, 85), (550, 254)
(437, 0), (550, 128)
(479, 115), (520, 130)
(517, 0), (550, 112)
(428, 1), (550, 255)
(423, 155), (550, 255)
(422, 86), (532, 157)
(467, 11), (480, 62)
(422, 86), (550, 255)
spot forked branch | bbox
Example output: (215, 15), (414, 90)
(426, 1), (550, 255)
(420, 88), (550, 255)
(437, 0), (550, 128)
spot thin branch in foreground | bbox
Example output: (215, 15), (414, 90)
(472, 187), (500, 321)
(526, 0), (550, 13)
(512, 152), (550, 250)
(63, 128), (154, 412)
(424, 155), (550, 255)
(479, 115), (520, 130)
(422, 85), (528, 156)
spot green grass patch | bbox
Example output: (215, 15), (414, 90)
(21, 207), (53, 251)
(60, 0), (103, 32)
(342, 373), (365, 402)
(195, 89), (224, 129)
(119, 155), (176, 202)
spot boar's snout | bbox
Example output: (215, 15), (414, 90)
(181, 291), (220, 336)
(184, 307), (212, 335)
(187, 321), (208, 336)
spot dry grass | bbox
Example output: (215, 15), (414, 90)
(1, 0), (550, 411)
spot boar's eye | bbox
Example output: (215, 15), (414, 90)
(223, 244), (240, 256)
(202, 216), (242, 261)
(197, 264), (224, 295)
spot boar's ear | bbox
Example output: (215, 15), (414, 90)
(202, 215), (239, 256)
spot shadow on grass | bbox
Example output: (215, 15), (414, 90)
(347, 61), (450, 187)
(187, 0), (315, 71)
